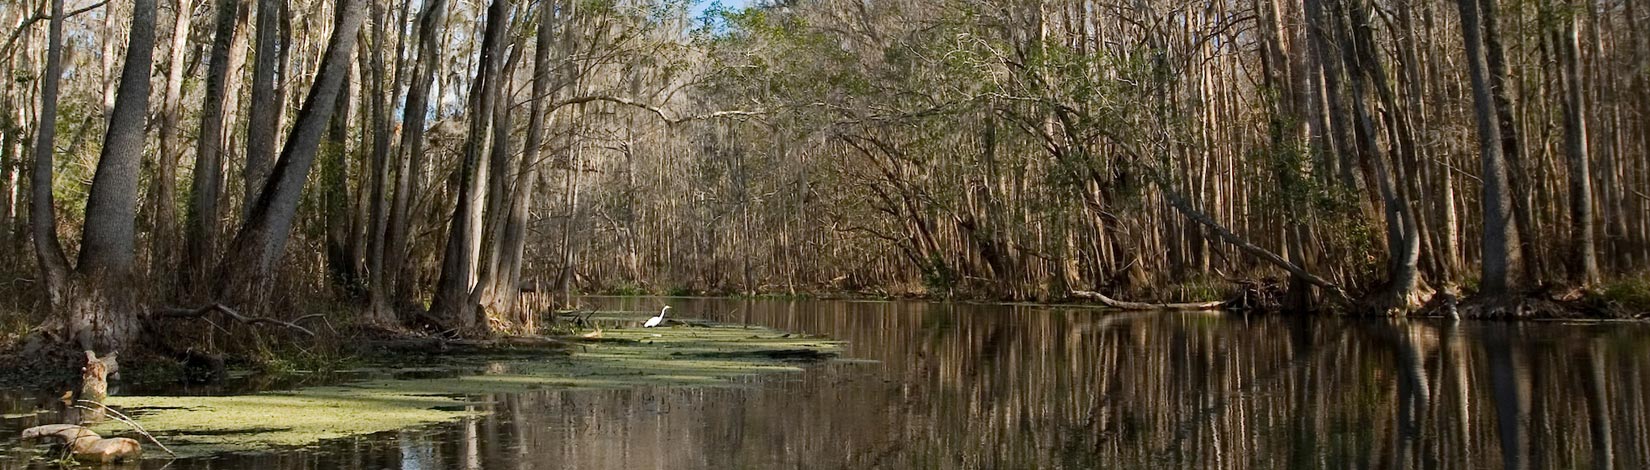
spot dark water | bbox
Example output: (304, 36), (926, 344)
(5, 297), (1650, 469)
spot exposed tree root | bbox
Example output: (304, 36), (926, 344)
(1416, 288), (1638, 320)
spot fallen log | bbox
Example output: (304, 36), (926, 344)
(1070, 290), (1227, 311)
(20, 424), (142, 463)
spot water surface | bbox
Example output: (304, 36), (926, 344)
(4, 297), (1648, 469)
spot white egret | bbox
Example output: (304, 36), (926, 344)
(643, 306), (671, 328)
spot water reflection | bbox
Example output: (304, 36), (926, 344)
(3, 298), (1649, 469)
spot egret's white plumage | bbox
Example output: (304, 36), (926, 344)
(644, 306), (670, 328)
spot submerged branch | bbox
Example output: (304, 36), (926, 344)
(1070, 290), (1226, 310)
(74, 400), (176, 457)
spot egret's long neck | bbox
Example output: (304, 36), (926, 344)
(659, 307), (669, 318)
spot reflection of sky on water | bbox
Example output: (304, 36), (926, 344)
(5, 297), (1650, 469)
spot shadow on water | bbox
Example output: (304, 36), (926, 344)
(4, 297), (1650, 469)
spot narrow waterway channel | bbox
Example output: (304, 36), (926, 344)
(5, 297), (1649, 469)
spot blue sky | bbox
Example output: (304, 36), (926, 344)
(689, 0), (754, 20)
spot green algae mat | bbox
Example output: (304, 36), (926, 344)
(91, 322), (841, 457)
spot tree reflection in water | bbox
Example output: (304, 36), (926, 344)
(3, 298), (1648, 469)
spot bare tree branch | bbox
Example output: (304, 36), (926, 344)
(0, 0), (108, 59)
(549, 95), (763, 125)
(150, 304), (318, 337)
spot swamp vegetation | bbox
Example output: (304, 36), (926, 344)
(1, 297), (1647, 468)
(0, 0), (1638, 358)
(0, 0), (1645, 465)
(5, 309), (839, 462)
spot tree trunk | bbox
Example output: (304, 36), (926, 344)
(60, 0), (159, 351)
(1258, 0), (1316, 310)
(429, 0), (508, 331)
(1345, 0), (1425, 312)
(476, 46), (523, 313)
(1458, 0), (1520, 298)
(1555, 1), (1599, 285)
(363, 0), (396, 325)
(383, 0), (449, 312)
(0, 114), (15, 248)
(1479, 0), (1539, 279)
(217, 0), (367, 306)
(185, 0), (248, 299)
(151, 0), (194, 283)
(244, 0), (283, 216)
(322, 60), (356, 294)
(79, 0), (157, 277)
(486, 0), (557, 324)
(30, 0), (71, 306)
(556, 144), (581, 305)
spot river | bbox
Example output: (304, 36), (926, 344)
(4, 297), (1649, 469)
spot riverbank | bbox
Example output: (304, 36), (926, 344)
(589, 275), (1650, 319)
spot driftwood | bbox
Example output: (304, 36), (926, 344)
(74, 400), (175, 457)
(20, 424), (143, 463)
(151, 303), (318, 337)
(1070, 290), (1227, 311)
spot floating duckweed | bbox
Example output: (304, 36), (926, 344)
(93, 323), (840, 457)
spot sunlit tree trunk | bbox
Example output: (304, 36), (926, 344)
(430, 0), (509, 330)
(486, 0), (557, 324)
(363, 0), (396, 324)
(1478, 0), (1539, 281)
(1343, 0), (1424, 311)
(1458, 0), (1520, 299)
(79, 0), (157, 277)
(43, 0), (162, 350)
(383, 0), (448, 313)
(476, 46), (522, 314)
